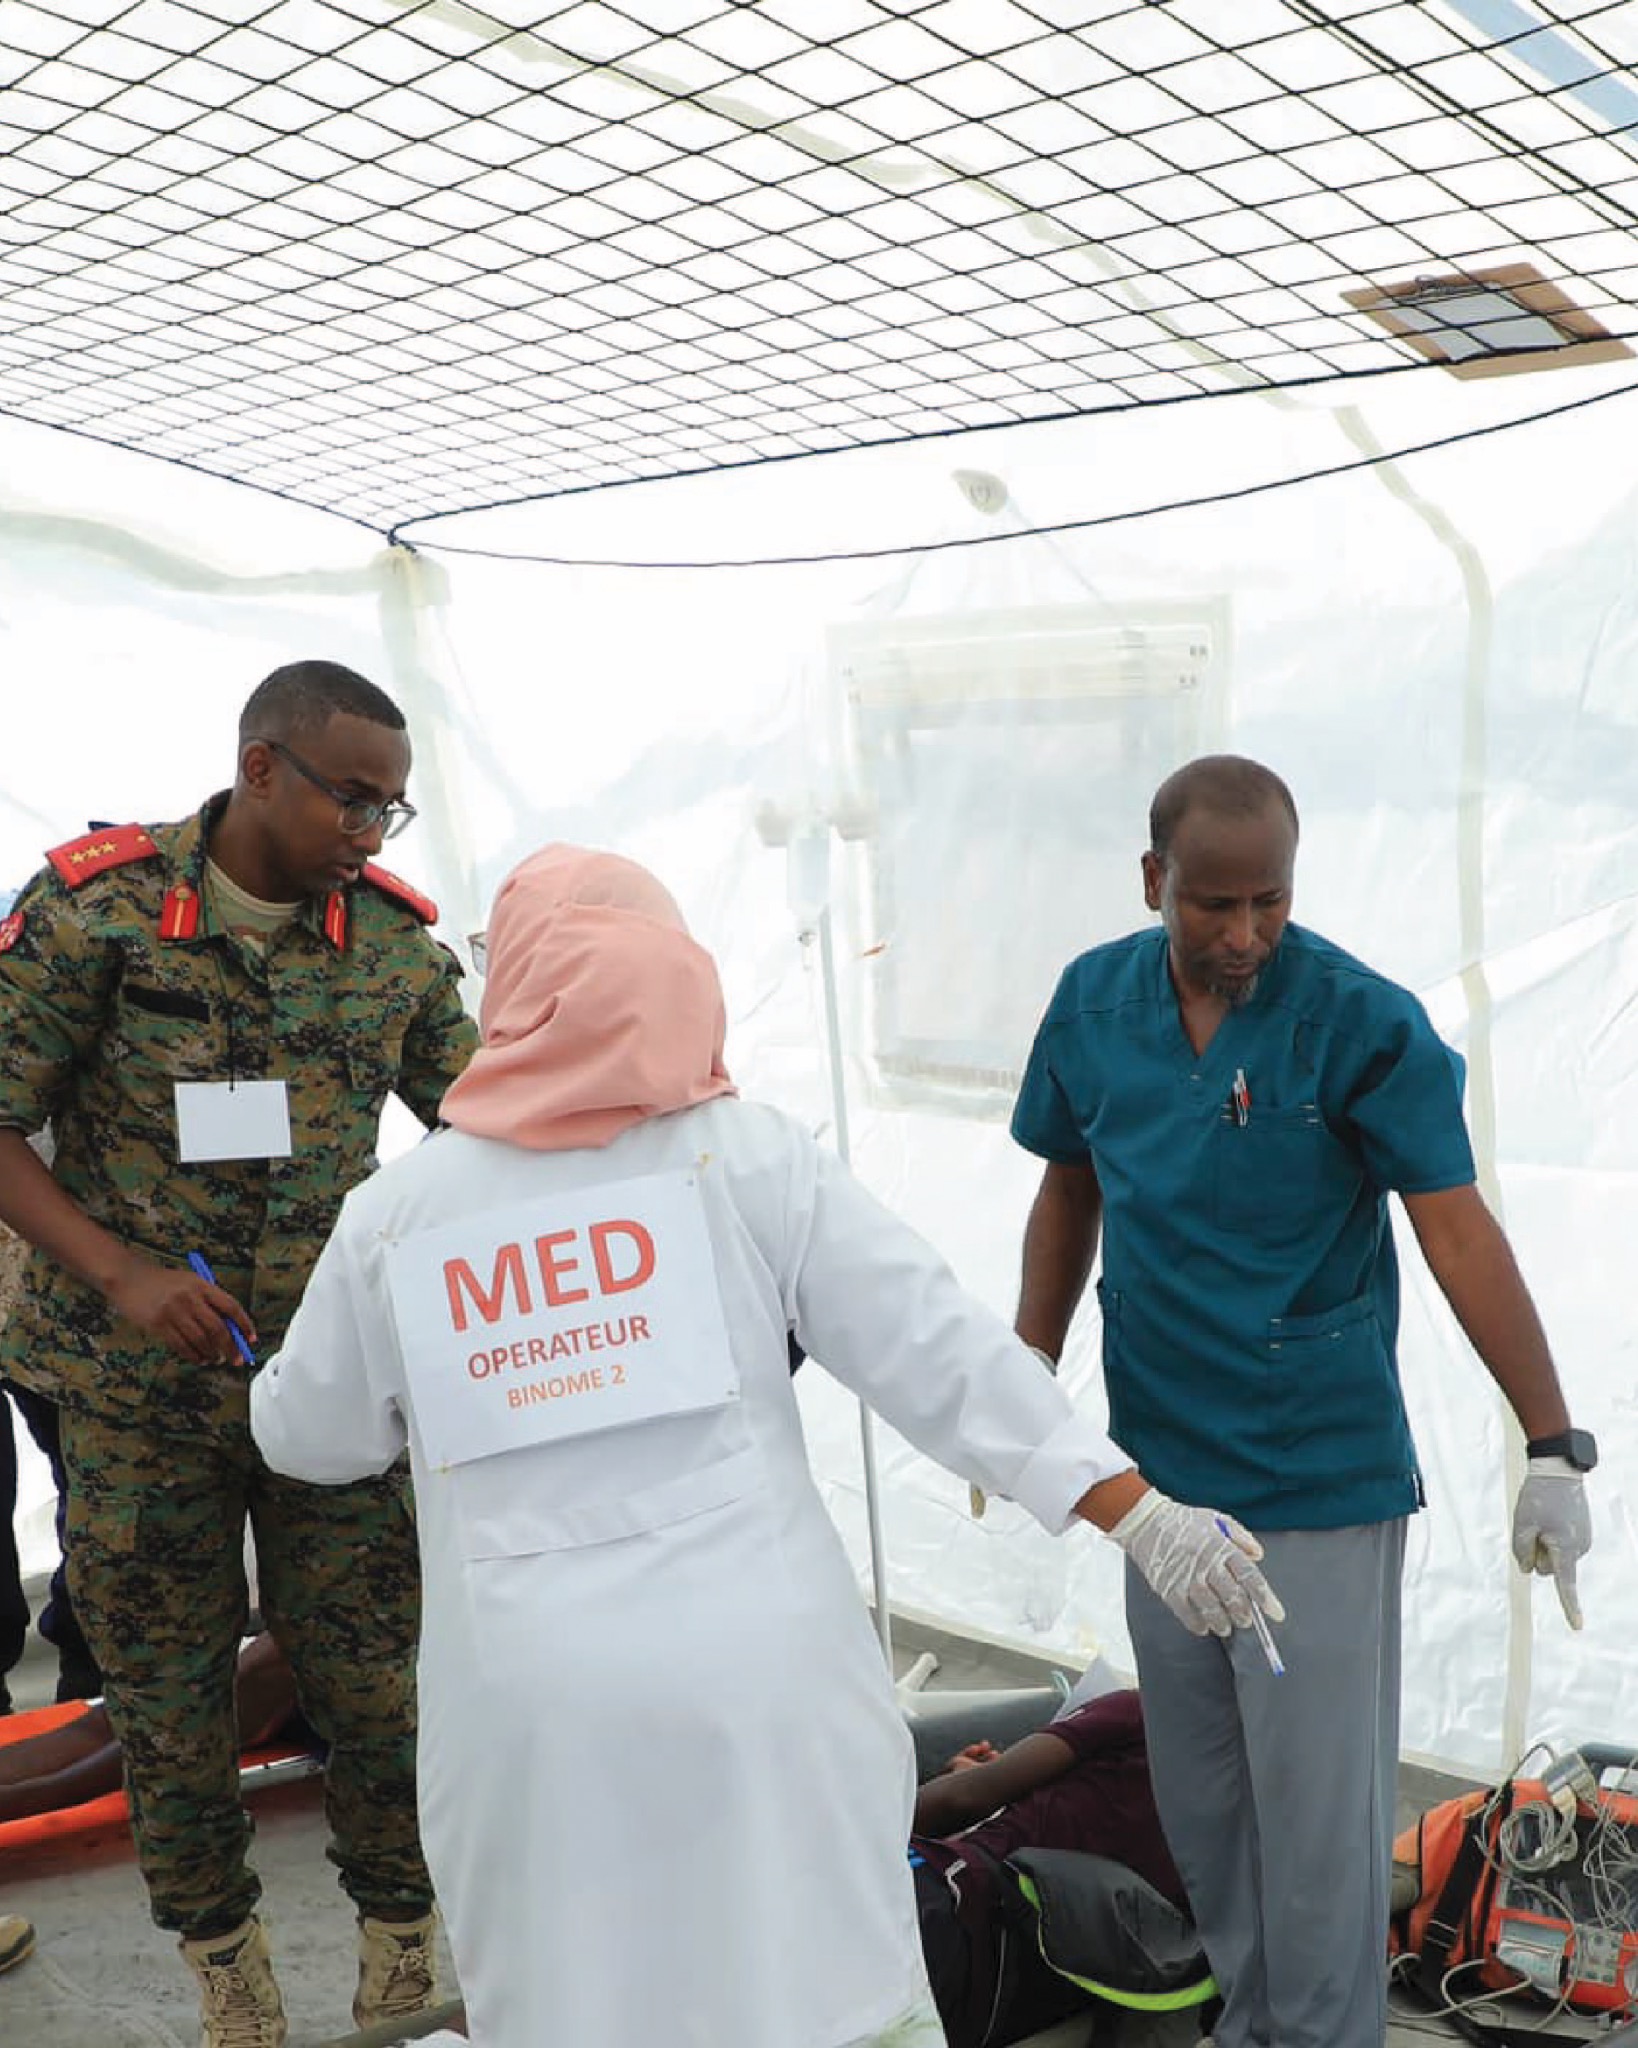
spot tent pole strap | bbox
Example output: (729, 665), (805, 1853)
(1336, 407), (1525, 1768)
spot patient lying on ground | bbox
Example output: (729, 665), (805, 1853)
(2, 1636), (1186, 2048)
(0, 1633), (306, 1826)
(910, 1685), (1192, 2048)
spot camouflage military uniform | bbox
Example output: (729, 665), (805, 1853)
(0, 1220), (92, 1712)
(0, 797), (477, 1936)
(0, 1228), (27, 1706)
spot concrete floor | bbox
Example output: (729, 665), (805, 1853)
(0, 1578), (1604, 2048)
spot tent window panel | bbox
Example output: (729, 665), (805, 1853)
(835, 599), (1227, 1114)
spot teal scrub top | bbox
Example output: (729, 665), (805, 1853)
(1011, 923), (1475, 1528)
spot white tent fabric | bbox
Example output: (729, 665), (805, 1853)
(6, 348), (1638, 1777)
(5, 0), (1638, 1782)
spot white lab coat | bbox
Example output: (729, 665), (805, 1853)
(251, 1097), (1130, 2048)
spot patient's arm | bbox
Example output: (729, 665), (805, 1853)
(0, 1709), (121, 1823)
(912, 1728), (1077, 1838)
(0, 1634), (301, 1825)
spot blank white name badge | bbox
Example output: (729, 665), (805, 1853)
(384, 1169), (739, 1470)
(174, 1080), (293, 1163)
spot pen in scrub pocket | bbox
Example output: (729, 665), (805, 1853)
(1216, 1516), (1285, 1675)
(186, 1251), (257, 1369)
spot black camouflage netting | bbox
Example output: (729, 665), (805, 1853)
(1, 0), (1636, 531)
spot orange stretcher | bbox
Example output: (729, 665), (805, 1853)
(0, 1696), (322, 1854)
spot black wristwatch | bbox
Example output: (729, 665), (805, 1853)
(1526, 1428), (1598, 1473)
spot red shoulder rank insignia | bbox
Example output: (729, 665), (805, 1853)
(47, 825), (160, 890)
(0, 911), (23, 953)
(359, 862), (437, 925)
(159, 882), (200, 942)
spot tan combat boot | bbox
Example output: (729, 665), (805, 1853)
(354, 1908), (440, 2030)
(178, 1917), (288, 2048)
(0, 1914), (36, 1975)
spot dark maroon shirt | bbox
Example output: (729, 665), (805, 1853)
(915, 1688), (1185, 1908)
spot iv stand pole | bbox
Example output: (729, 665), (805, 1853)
(813, 883), (894, 1670)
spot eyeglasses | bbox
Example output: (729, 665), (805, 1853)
(257, 737), (418, 841)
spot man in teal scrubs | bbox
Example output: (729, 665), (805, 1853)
(1010, 755), (1593, 2048)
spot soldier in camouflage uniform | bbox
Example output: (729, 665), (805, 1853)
(1, 1217), (40, 1716)
(0, 1131), (103, 1711)
(0, 660), (478, 2048)
(0, 1252), (25, 1715)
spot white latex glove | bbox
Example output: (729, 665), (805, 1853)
(1111, 1489), (1286, 1638)
(1511, 1457), (1591, 1630)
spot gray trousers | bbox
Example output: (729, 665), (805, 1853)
(1126, 1520), (1407, 2048)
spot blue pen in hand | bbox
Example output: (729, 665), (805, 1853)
(1216, 1516), (1285, 1675)
(186, 1252), (257, 1368)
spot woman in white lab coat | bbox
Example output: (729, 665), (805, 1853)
(250, 846), (1276, 2048)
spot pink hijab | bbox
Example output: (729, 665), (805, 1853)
(440, 845), (736, 1151)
